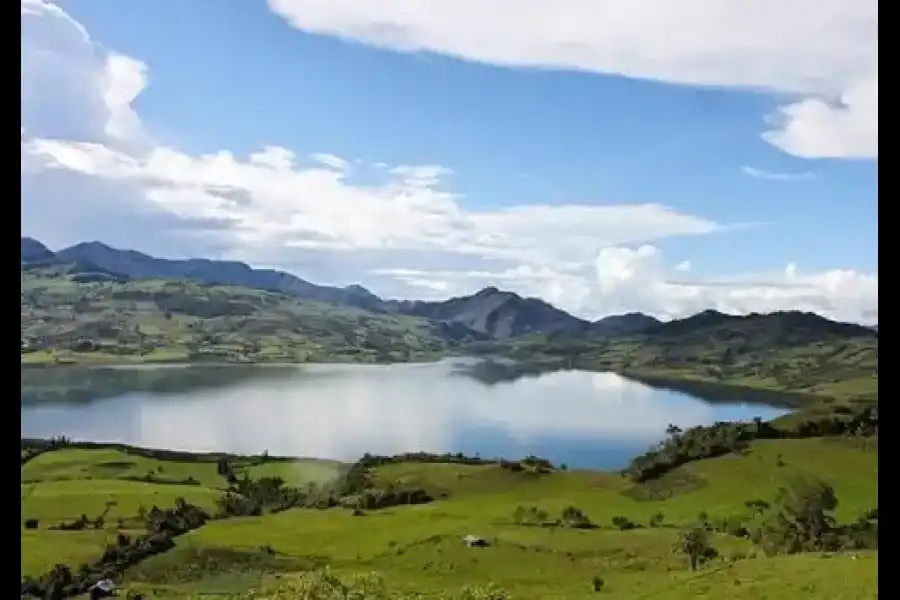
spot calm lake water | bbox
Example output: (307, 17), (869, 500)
(21, 359), (791, 470)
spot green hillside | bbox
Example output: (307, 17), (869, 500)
(21, 418), (877, 599)
(21, 270), (463, 365)
(497, 313), (877, 402)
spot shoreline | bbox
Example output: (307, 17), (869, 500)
(21, 352), (871, 408)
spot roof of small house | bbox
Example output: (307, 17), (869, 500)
(89, 579), (115, 592)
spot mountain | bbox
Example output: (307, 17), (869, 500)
(643, 309), (876, 348)
(21, 269), (470, 364)
(389, 294), (663, 339)
(591, 313), (661, 336)
(24, 238), (625, 339)
(384, 287), (590, 339)
(20, 237), (55, 264)
(51, 241), (384, 307)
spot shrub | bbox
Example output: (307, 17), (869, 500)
(612, 516), (638, 531)
(512, 506), (549, 525)
(753, 477), (841, 555)
(560, 506), (593, 529)
(206, 569), (511, 599)
(677, 525), (715, 571)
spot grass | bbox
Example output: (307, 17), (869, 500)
(20, 437), (876, 598)
(21, 479), (223, 526)
(22, 448), (227, 488)
(22, 529), (113, 579)
(499, 322), (877, 405)
(234, 458), (344, 488)
(21, 271), (878, 411)
(21, 271), (455, 366)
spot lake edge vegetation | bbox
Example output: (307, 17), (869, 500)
(21, 390), (877, 598)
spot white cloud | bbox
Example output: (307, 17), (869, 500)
(20, 0), (878, 325)
(267, 0), (877, 159)
(762, 71), (878, 159)
(21, 0), (149, 149)
(741, 166), (816, 182)
(376, 246), (878, 324)
(309, 153), (349, 170)
(24, 137), (724, 262)
(590, 245), (877, 323)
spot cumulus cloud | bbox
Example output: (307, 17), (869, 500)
(591, 245), (877, 323)
(267, 0), (878, 159)
(21, 0), (149, 150)
(377, 246), (878, 324)
(20, 0), (878, 324)
(24, 138), (721, 262)
(741, 166), (816, 182)
(762, 71), (878, 160)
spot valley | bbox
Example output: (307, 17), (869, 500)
(21, 238), (878, 405)
(20, 238), (879, 599)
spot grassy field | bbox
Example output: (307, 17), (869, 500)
(22, 271), (878, 404)
(21, 271), (459, 365)
(499, 329), (877, 403)
(20, 435), (877, 599)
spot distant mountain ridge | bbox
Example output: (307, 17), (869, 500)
(20, 237), (55, 264)
(22, 238), (639, 339)
(21, 237), (871, 343)
(644, 308), (874, 340)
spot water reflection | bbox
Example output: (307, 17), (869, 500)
(21, 360), (790, 469)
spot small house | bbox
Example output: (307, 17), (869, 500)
(89, 579), (116, 599)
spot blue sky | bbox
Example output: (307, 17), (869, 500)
(20, 0), (877, 322)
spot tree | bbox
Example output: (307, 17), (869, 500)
(678, 525), (713, 571)
(756, 477), (839, 554)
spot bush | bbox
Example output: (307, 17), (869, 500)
(717, 516), (749, 538)
(752, 477), (840, 555)
(677, 525), (716, 571)
(612, 516), (638, 531)
(512, 506), (549, 526)
(744, 499), (770, 515)
(23, 498), (211, 599)
(560, 506), (594, 529)
(206, 569), (511, 599)
(623, 404), (877, 482)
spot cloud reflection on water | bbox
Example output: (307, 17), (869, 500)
(21, 360), (788, 469)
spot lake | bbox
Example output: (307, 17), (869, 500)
(20, 359), (791, 470)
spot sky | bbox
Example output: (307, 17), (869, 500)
(20, 0), (878, 324)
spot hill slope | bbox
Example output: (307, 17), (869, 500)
(22, 238), (659, 340)
(386, 287), (590, 339)
(20, 237), (56, 264)
(21, 436), (877, 599)
(20, 269), (480, 365)
(52, 241), (383, 309)
(501, 309), (878, 400)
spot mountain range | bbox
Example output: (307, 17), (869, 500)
(20, 237), (874, 342)
(20, 237), (662, 339)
